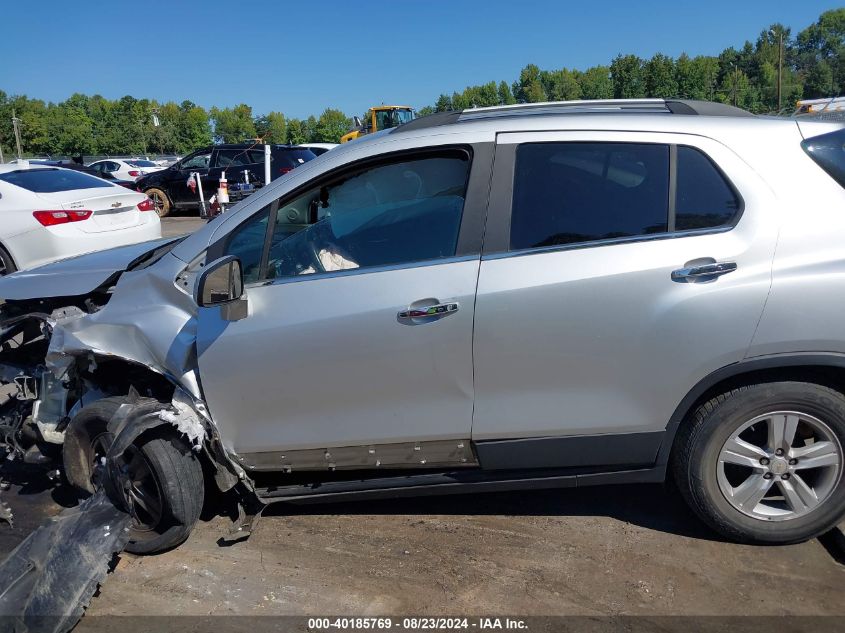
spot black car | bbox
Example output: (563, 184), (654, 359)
(134, 144), (316, 217)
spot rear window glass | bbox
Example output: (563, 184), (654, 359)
(0, 168), (113, 192)
(802, 127), (845, 189)
(510, 142), (669, 250)
(675, 146), (740, 230)
(127, 160), (158, 167)
(274, 149), (317, 167)
(215, 150), (255, 168)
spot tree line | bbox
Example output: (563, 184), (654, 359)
(0, 9), (841, 158)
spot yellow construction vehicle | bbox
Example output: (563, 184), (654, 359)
(340, 105), (414, 143)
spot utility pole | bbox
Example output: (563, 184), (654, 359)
(777, 30), (783, 112)
(731, 63), (738, 107)
(11, 110), (23, 160)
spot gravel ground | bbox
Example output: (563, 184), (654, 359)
(2, 473), (842, 620)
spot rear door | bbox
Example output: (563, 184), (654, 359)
(472, 131), (780, 470)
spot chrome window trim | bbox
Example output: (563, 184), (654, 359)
(246, 254), (480, 289)
(481, 226), (734, 261)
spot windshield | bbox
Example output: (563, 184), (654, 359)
(395, 109), (414, 124)
(0, 168), (113, 192)
(375, 109), (414, 131)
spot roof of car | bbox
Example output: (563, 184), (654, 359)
(0, 162), (57, 173)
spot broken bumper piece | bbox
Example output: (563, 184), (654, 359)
(0, 491), (132, 633)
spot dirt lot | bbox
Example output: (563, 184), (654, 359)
(0, 214), (842, 626)
(2, 472), (843, 620)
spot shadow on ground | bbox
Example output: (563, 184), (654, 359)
(260, 483), (721, 542)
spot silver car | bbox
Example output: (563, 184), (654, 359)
(2, 99), (844, 554)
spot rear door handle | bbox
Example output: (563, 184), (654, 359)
(671, 261), (737, 281)
(398, 302), (459, 319)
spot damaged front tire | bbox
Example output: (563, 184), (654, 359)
(64, 398), (204, 554)
(118, 431), (204, 554)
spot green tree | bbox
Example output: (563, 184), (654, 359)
(797, 8), (845, 95)
(513, 64), (546, 102)
(314, 108), (350, 143)
(497, 81), (516, 105)
(434, 93), (453, 111)
(644, 53), (678, 97)
(176, 101), (212, 153)
(541, 69), (581, 101)
(211, 104), (256, 144)
(610, 54), (645, 98)
(285, 118), (308, 144)
(576, 66), (612, 99)
(254, 111), (287, 143)
(49, 94), (94, 156)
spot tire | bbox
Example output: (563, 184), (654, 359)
(672, 381), (845, 544)
(63, 399), (204, 554)
(63, 397), (123, 495)
(121, 432), (204, 554)
(0, 245), (16, 277)
(144, 187), (171, 218)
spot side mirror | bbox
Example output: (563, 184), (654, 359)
(195, 256), (247, 320)
(353, 116), (362, 129)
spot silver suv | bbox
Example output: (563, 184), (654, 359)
(2, 99), (845, 553)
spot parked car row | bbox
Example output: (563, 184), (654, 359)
(135, 143), (318, 217)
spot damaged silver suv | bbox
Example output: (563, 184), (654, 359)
(3, 99), (845, 553)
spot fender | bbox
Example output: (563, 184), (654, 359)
(653, 352), (845, 474)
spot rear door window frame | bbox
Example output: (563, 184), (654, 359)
(483, 136), (744, 257)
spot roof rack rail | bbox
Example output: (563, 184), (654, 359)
(392, 99), (753, 135)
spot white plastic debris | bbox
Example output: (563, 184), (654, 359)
(159, 399), (205, 448)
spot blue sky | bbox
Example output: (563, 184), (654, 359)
(1, 0), (837, 118)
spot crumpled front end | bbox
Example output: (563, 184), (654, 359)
(0, 249), (247, 499)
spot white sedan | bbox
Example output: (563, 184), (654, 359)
(0, 163), (161, 276)
(88, 158), (162, 182)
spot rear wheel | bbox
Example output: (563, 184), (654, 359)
(673, 382), (845, 543)
(144, 187), (171, 218)
(0, 246), (16, 277)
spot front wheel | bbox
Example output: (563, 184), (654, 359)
(64, 401), (204, 554)
(673, 381), (845, 543)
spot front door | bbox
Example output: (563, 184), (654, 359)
(196, 147), (490, 471)
(472, 131), (780, 470)
(171, 149), (212, 205)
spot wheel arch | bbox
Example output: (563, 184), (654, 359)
(0, 239), (19, 270)
(656, 354), (845, 474)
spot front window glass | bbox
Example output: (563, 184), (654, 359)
(223, 152), (470, 282)
(225, 208), (269, 284)
(181, 152), (211, 170)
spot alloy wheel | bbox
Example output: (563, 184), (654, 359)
(717, 411), (842, 521)
(120, 445), (164, 533)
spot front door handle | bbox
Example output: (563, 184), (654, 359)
(671, 261), (737, 281)
(398, 302), (459, 319)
